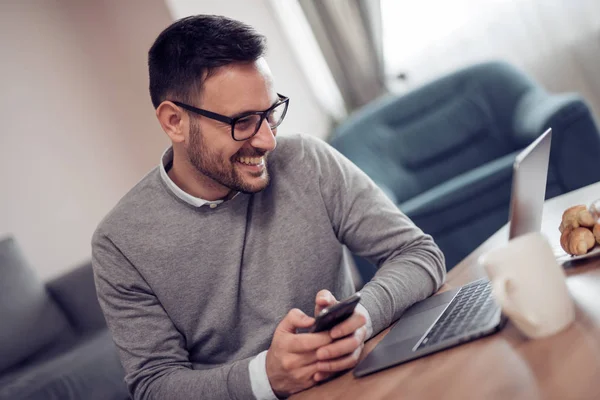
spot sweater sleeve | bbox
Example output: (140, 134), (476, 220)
(307, 136), (447, 336)
(91, 231), (255, 400)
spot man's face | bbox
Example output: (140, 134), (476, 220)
(184, 58), (279, 194)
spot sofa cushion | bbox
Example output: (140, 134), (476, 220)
(45, 262), (107, 335)
(0, 330), (128, 400)
(0, 237), (72, 373)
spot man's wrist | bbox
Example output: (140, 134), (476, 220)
(355, 303), (374, 340)
(249, 350), (279, 400)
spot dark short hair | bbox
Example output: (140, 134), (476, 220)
(148, 15), (267, 109)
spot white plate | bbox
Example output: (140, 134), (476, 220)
(554, 245), (600, 265)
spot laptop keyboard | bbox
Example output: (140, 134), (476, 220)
(416, 280), (498, 350)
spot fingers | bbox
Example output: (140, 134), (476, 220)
(278, 308), (315, 333)
(312, 321), (367, 379)
(277, 350), (320, 370)
(269, 307), (341, 397)
(313, 371), (335, 383)
(316, 342), (364, 374)
(286, 331), (332, 353)
(316, 327), (366, 361)
(329, 311), (367, 340)
(277, 309), (332, 353)
(283, 363), (320, 388)
(315, 290), (337, 317)
(266, 346), (321, 397)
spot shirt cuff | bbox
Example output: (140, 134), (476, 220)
(249, 350), (279, 400)
(356, 303), (374, 340)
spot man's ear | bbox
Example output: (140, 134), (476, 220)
(156, 101), (187, 143)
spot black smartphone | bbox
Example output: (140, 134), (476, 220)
(309, 293), (361, 333)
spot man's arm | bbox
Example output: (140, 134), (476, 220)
(93, 231), (334, 399)
(309, 137), (447, 336)
(92, 231), (256, 400)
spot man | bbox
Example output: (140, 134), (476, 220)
(92, 14), (445, 400)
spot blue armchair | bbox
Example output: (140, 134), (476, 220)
(330, 61), (600, 280)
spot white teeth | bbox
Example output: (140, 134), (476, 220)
(237, 156), (263, 165)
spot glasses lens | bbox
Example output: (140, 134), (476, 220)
(266, 101), (287, 129)
(233, 114), (262, 140)
(232, 100), (288, 140)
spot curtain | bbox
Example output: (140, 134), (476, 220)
(298, 0), (387, 112)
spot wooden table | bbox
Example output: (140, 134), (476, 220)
(294, 181), (600, 400)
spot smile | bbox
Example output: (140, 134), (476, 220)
(236, 156), (264, 166)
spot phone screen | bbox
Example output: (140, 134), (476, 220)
(309, 293), (361, 333)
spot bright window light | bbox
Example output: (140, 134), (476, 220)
(267, 0), (347, 120)
(381, 0), (516, 81)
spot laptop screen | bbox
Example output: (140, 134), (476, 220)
(507, 128), (552, 239)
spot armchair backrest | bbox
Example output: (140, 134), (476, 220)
(331, 61), (539, 204)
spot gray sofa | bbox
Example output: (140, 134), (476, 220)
(0, 236), (128, 400)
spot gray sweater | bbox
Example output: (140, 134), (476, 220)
(92, 134), (446, 400)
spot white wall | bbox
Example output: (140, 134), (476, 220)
(0, 0), (172, 280)
(0, 0), (331, 280)
(166, 0), (333, 138)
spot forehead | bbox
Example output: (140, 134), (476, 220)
(199, 58), (276, 113)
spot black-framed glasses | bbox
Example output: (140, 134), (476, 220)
(171, 93), (289, 141)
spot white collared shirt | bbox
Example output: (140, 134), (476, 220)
(159, 147), (238, 208)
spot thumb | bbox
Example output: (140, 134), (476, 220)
(315, 290), (337, 317)
(278, 308), (315, 333)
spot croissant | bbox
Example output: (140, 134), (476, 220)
(560, 227), (596, 256)
(559, 205), (596, 232)
(594, 223), (600, 245)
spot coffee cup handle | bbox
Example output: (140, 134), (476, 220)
(492, 277), (539, 328)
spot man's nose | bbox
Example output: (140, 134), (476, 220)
(249, 118), (277, 152)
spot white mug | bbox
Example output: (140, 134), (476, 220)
(478, 232), (575, 339)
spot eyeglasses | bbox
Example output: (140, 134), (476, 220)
(171, 93), (289, 141)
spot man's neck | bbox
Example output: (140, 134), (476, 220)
(167, 154), (231, 202)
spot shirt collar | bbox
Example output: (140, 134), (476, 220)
(159, 147), (237, 208)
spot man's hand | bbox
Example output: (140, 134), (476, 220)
(266, 309), (333, 398)
(312, 290), (367, 382)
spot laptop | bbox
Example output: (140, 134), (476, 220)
(507, 128), (552, 239)
(505, 128), (600, 263)
(353, 129), (553, 378)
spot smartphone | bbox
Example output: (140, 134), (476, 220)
(309, 293), (361, 333)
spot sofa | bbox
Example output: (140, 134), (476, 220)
(330, 61), (600, 281)
(0, 236), (128, 400)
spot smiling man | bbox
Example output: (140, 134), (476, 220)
(165, 57), (283, 198)
(92, 15), (445, 400)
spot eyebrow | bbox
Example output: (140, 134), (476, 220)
(230, 97), (281, 119)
